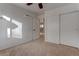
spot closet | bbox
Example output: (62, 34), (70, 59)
(45, 10), (79, 48)
(60, 11), (79, 48)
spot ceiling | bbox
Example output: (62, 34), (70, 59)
(13, 3), (70, 15)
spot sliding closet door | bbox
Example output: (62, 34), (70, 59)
(60, 11), (79, 48)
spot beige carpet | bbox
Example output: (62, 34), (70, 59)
(0, 37), (79, 56)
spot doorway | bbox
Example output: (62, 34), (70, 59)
(39, 17), (45, 40)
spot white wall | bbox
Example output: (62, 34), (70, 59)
(45, 3), (79, 46)
(45, 9), (59, 44)
(38, 14), (44, 23)
(0, 3), (37, 50)
(32, 17), (40, 40)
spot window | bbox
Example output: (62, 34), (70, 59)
(1, 15), (22, 39)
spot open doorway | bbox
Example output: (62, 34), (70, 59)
(39, 17), (45, 40)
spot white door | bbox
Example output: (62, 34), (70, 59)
(60, 11), (79, 48)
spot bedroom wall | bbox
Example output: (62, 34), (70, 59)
(45, 3), (79, 46)
(32, 17), (40, 40)
(0, 3), (37, 50)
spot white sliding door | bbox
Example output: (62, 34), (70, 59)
(60, 11), (79, 48)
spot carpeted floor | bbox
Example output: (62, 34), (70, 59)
(0, 36), (79, 56)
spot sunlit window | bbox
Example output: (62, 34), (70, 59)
(1, 15), (22, 39)
(7, 28), (10, 38)
(2, 15), (10, 22)
(12, 19), (22, 39)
